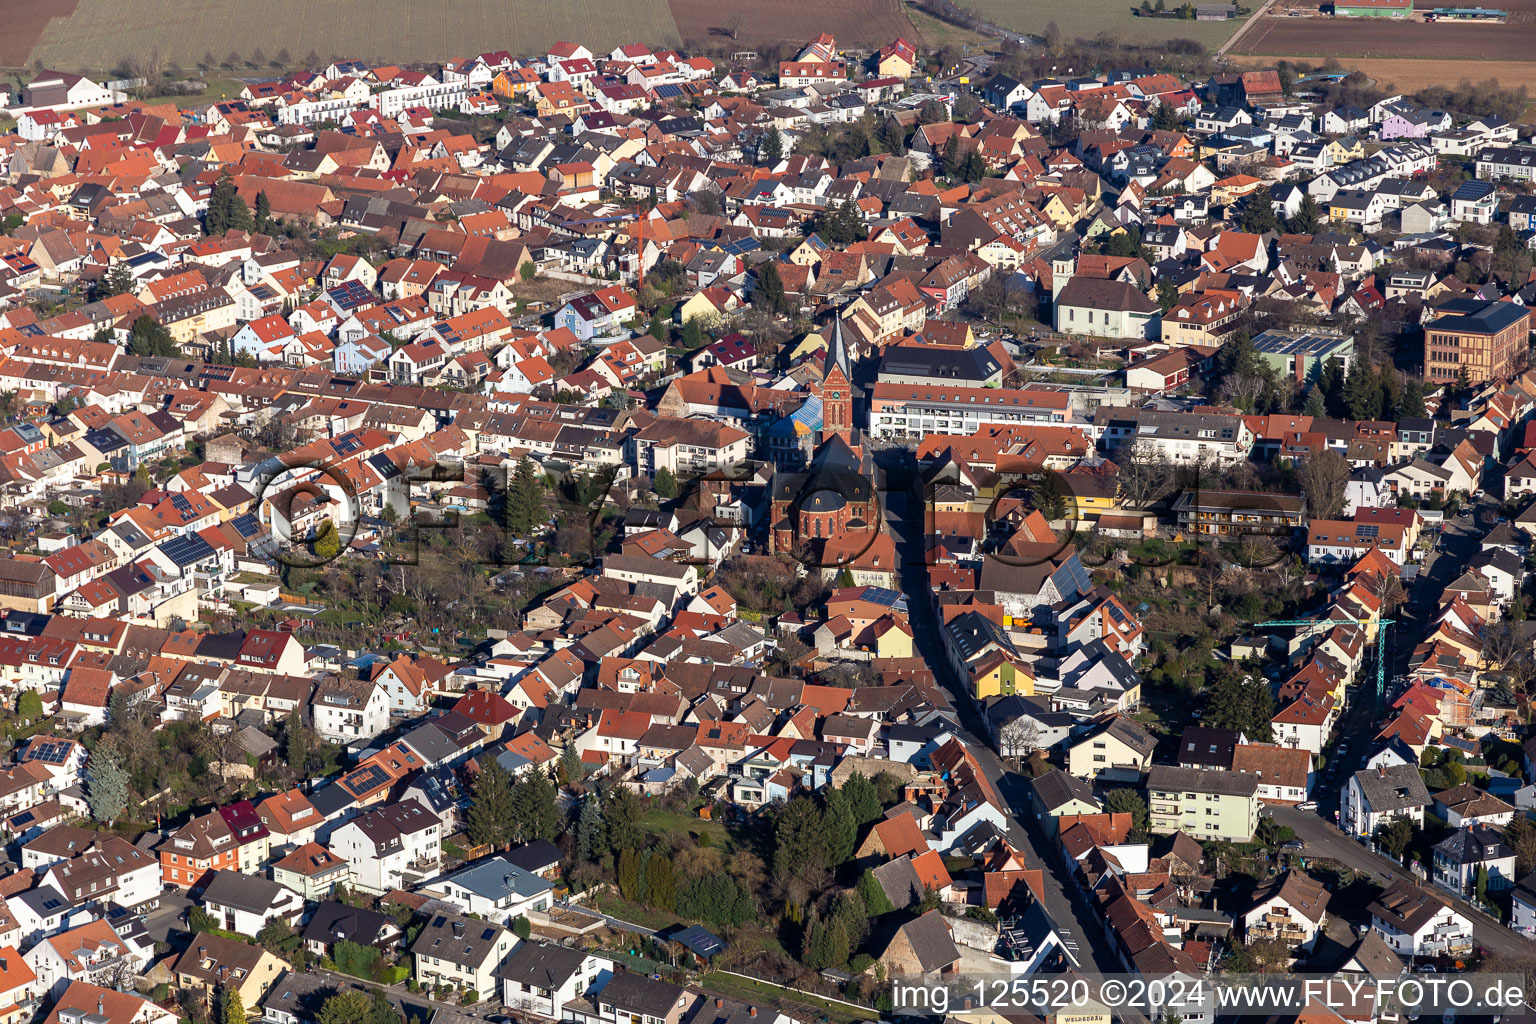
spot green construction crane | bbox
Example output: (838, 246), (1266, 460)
(1257, 614), (1395, 713)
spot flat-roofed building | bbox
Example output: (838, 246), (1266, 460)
(1171, 488), (1307, 536)
(1251, 329), (1356, 384)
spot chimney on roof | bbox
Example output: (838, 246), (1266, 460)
(749, 1009), (757, 1018)
(715, 1000), (724, 1009)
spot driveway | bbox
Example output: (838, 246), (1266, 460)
(143, 891), (196, 945)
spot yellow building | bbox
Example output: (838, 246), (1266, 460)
(676, 289), (733, 326)
(969, 652), (1035, 699)
(873, 616), (916, 659)
(1326, 136), (1365, 163)
(1147, 765), (1259, 841)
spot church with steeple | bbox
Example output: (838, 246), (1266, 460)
(814, 315), (858, 443)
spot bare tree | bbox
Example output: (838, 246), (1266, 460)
(1482, 621), (1536, 688)
(1297, 449), (1350, 520)
(1114, 440), (1176, 509)
(998, 717), (1043, 769)
(726, 13), (746, 39)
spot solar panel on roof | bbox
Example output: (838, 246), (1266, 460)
(345, 763), (390, 792)
(160, 534), (215, 567)
(230, 513), (261, 538)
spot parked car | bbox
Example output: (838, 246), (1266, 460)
(1296, 801), (1317, 811)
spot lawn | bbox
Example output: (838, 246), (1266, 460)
(640, 801), (733, 849)
(592, 892), (686, 932)
(147, 77), (247, 107)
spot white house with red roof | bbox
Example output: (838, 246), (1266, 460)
(546, 41), (595, 65)
(554, 286), (638, 341)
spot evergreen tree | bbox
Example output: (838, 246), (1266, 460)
(127, 315), (178, 357)
(618, 848), (640, 901)
(313, 521), (340, 561)
(760, 127), (783, 165)
(1454, 364), (1473, 404)
(825, 916), (851, 968)
(841, 771), (882, 824)
(100, 262), (134, 298)
(560, 743), (585, 785)
(653, 467), (677, 499)
(800, 915), (825, 967)
(85, 748), (128, 824)
(285, 711), (310, 777)
(255, 190), (271, 230)
(881, 118), (907, 156)
(822, 789), (858, 865)
(1303, 386), (1326, 419)
(817, 200), (864, 246)
(962, 151), (986, 183)
(682, 317), (704, 348)
(511, 772), (561, 842)
(205, 172), (252, 236)
(604, 785), (643, 852)
(1290, 193), (1321, 235)
(506, 457), (544, 536)
(1400, 378), (1427, 418)
(1239, 188), (1280, 235)
(1031, 470), (1069, 521)
(577, 794), (606, 861)
(1378, 367), (1402, 422)
(1343, 357), (1382, 420)
(17, 691), (43, 721)
(1104, 789), (1150, 841)
(467, 758), (515, 848)
(222, 988), (245, 1024)
(940, 134), (963, 179)
(831, 890), (869, 949)
(756, 260), (785, 314)
(858, 868), (895, 915)
(1206, 667), (1274, 741)
(317, 992), (373, 1024)
(1317, 356), (1346, 416)
(774, 795), (828, 882)
(648, 855), (676, 911)
(1156, 279), (1179, 312)
(369, 988), (399, 1024)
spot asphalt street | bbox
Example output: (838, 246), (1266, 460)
(881, 478), (1125, 973)
(1311, 496), (1494, 816)
(1291, 491), (1536, 961)
(1269, 804), (1536, 961)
